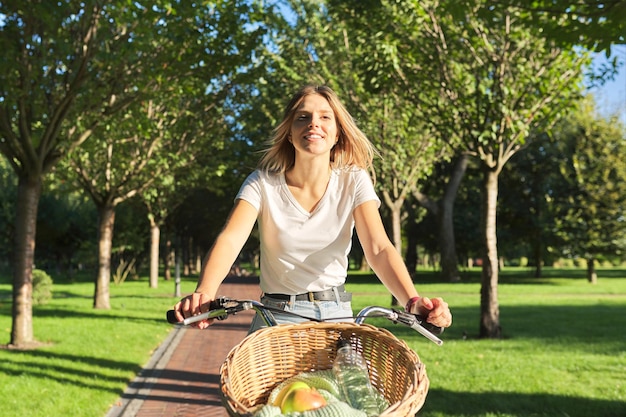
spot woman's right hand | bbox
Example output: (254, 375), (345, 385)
(173, 292), (215, 329)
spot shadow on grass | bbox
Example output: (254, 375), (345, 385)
(0, 349), (140, 394)
(0, 287), (11, 301)
(422, 388), (626, 417)
(383, 303), (626, 352)
(30, 305), (168, 324)
(349, 267), (626, 285)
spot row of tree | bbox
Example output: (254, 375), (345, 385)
(3, 97), (623, 276)
(1, 0), (624, 347)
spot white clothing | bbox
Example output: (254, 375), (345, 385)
(236, 168), (380, 295)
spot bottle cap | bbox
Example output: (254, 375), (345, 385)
(337, 338), (351, 349)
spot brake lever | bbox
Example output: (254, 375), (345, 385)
(392, 309), (444, 346)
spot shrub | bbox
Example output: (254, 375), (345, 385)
(32, 269), (53, 305)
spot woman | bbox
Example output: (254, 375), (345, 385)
(173, 84), (452, 331)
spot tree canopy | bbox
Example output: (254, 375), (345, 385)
(1, 0), (623, 346)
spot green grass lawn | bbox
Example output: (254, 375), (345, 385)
(0, 273), (198, 417)
(1, 267), (625, 417)
(349, 268), (626, 417)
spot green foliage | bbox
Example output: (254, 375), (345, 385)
(498, 130), (564, 267)
(0, 158), (16, 267)
(1, 0), (623, 346)
(423, 0), (588, 164)
(551, 98), (626, 262)
(35, 185), (97, 272)
(493, 0), (626, 52)
(499, 97), (626, 268)
(31, 269), (53, 306)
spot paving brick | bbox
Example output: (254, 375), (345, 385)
(108, 275), (261, 417)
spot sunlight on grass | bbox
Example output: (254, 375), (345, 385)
(0, 275), (199, 417)
(1, 267), (625, 417)
(349, 268), (626, 417)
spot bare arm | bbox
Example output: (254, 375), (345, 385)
(174, 199), (258, 327)
(354, 200), (451, 327)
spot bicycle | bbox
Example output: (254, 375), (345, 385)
(167, 297), (444, 417)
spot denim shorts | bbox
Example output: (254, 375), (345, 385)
(247, 294), (354, 333)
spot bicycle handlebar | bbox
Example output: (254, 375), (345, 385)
(166, 297), (444, 345)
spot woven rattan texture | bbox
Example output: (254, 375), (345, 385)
(220, 322), (429, 417)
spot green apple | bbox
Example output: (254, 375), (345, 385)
(272, 381), (311, 407)
(280, 386), (327, 413)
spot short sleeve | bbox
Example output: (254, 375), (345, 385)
(235, 170), (262, 211)
(353, 169), (381, 209)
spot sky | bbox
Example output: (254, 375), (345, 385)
(588, 46), (626, 126)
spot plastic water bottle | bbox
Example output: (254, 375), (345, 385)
(332, 339), (381, 416)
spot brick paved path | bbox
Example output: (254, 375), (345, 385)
(107, 275), (261, 417)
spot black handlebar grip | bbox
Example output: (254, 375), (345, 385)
(166, 309), (179, 324)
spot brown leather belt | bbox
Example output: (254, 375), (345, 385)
(264, 285), (352, 302)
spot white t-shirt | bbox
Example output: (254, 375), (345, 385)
(236, 168), (380, 294)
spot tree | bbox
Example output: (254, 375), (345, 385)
(268, 1), (449, 272)
(497, 126), (582, 275)
(551, 99), (626, 281)
(413, 153), (470, 281)
(63, 96), (195, 308)
(416, 1), (588, 337)
(139, 83), (253, 288)
(0, 157), (17, 269)
(35, 187), (96, 274)
(495, 0), (626, 52)
(0, 1), (141, 346)
(0, 0), (268, 343)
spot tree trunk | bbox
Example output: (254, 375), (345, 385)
(10, 176), (42, 347)
(586, 257), (597, 284)
(183, 236), (190, 276)
(163, 236), (172, 281)
(413, 153), (467, 282)
(404, 223), (418, 276)
(390, 202), (403, 255)
(438, 207), (459, 281)
(438, 154), (468, 282)
(479, 168), (501, 339)
(533, 238), (543, 278)
(390, 201), (404, 306)
(359, 256), (369, 271)
(149, 215), (160, 288)
(195, 247), (202, 274)
(94, 204), (115, 309)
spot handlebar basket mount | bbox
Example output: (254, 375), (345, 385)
(220, 321), (429, 417)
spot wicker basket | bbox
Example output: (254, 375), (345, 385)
(220, 321), (429, 417)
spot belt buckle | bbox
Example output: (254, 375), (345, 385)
(308, 292), (315, 302)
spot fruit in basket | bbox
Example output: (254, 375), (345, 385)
(268, 371), (341, 405)
(272, 381), (310, 407)
(280, 384), (327, 413)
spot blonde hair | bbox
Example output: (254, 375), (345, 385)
(258, 84), (377, 173)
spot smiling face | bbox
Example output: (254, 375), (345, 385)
(289, 93), (339, 160)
